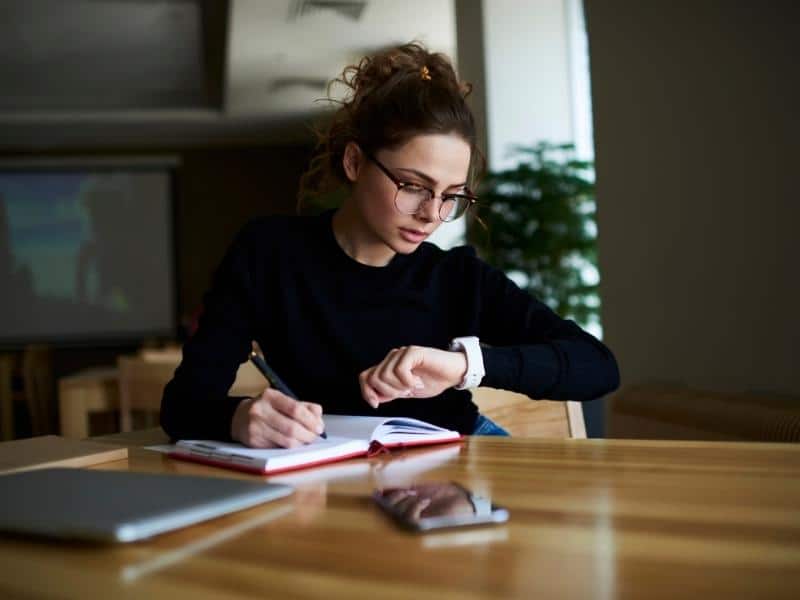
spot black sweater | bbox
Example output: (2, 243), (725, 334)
(161, 211), (619, 439)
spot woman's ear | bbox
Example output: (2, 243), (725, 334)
(342, 142), (363, 183)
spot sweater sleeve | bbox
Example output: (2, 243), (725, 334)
(160, 222), (264, 441)
(470, 252), (620, 402)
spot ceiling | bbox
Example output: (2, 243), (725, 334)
(0, 0), (456, 148)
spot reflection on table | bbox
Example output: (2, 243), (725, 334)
(0, 429), (798, 599)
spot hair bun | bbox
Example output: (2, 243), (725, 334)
(344, 42), (466, 103)
(297, 41), (483, 211)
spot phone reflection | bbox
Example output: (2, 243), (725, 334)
(373, 482), (507, 531)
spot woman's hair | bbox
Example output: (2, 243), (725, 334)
(297, 41), (484, 211)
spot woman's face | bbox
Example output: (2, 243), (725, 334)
(344, 132), (472, 255)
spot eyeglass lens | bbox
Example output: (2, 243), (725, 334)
(395, 187), (468, 222)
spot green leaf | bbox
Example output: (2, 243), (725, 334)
(469, 141), (602, 330)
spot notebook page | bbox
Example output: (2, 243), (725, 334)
(323, 415), (389, 440)
(323, 415), (458, 444)
(373, 417), (459, 444)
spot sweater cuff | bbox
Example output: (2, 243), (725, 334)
(213, 395), (248, 442)
(161, 392), (245, 442)
(481, 345), (560, 399)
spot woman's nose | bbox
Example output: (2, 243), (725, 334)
(416, 193), (442, 222)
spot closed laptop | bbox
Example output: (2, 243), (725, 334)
(0, 468), (293, 542)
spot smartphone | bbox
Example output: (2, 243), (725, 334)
(372, 482), (509, 532)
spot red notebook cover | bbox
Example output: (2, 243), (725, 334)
(168, 436), (463, 476)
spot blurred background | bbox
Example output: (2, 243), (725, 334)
(0, 0), (797, 442)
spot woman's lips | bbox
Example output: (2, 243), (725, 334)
(399, 227), (428, 243)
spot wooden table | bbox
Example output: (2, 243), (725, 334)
(1, 430), (798, 599)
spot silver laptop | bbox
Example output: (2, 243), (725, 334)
(0, 468), (293, 543)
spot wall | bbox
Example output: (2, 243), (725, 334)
(174, 145), (311, 317)
(455, 0), (609, 436)
(0, 142), (311, 436)
(482, 0), (575, 169)
(585, 0), (800, 395)
(449, 0), (582, 248)
(1, 144), (312, 327)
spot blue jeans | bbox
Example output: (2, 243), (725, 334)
(472, 414), (511, 436)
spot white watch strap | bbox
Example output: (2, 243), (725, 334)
(469, 493), (493, 517)
(449, 336), (485, 390)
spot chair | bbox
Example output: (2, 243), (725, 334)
(117, 354), (176, 432)
(471, 387), (587, 438)
(21, 345), (55, 436)
(58, 367), (120, 439)
(0, 354), (16, 440)
(118, 348), (268, 432)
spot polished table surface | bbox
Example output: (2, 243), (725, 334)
(1, 429), (799, 599)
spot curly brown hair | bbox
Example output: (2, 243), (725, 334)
(297, 42), (484, 212)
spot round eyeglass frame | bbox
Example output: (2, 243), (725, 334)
(363, 151), (478, 222)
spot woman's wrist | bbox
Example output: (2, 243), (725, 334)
(230, 396), (256, 442)
(449, 350), (468, 388)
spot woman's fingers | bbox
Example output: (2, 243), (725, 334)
(359, 367), (398, 407)
(359, 370), (390, 408)
(376, 348), (411, 391)
(360, 347), (428, 407)
(267, 391), (325, 439)
(265, 411), (317, 446)
(254, 423), (297, 449)
(269, 391), (324, 431)
(303, 401), (323, 418)
(370, 364), (410, 398)
(392, 348), (426, 390)
(232, 389), (325, 448)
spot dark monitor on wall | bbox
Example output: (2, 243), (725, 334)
(0, 157), (178, 347)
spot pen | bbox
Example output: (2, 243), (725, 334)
(249, 351), (327, 439)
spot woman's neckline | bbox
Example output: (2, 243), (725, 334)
(323, 209), (409, 274)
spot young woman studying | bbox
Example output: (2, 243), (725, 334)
(160, 43), (619, 448)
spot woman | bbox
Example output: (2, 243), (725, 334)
(161, 43), (619, 447)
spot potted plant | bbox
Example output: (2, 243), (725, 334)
(469, 142), (600, 333)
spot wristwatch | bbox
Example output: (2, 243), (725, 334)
(468, 493), (493, 516)
(448, 336), (485, 390)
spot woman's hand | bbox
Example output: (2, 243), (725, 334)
(359, 345), (467, 408)
(230, 388), (325, 448)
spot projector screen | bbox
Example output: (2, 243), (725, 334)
(0, 167), (176, 345)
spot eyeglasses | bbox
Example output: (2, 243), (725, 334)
(364, 151), (478, 222)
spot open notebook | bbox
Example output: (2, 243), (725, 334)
(168, 415), (462, 475)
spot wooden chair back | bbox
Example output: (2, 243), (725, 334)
(228, 360), (269, 398)
(0, 354), (16, 440)
(118, 354), (178, 432)
(58, 367), (120, 439)
(118, 348), (268, 432)
(471, 387), (587, 438)
(22, 345), (55, 436)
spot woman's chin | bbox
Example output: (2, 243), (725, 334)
(391, 237), (423, 254)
